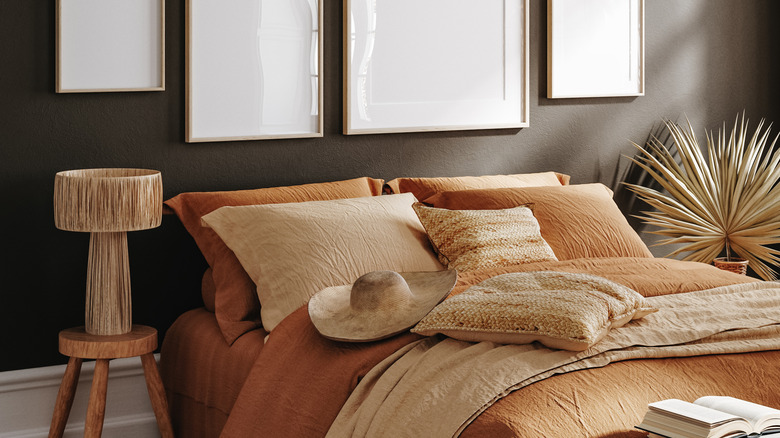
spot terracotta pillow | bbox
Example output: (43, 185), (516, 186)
(412, 203), (558, 271)
(385, 172), (570, 203)
(425, 184), (653, 260)
(201, 268), (215, 312)
(164, 177), (384, 343)
(201, 193), (443, 332)
(413, 271), (657, 351)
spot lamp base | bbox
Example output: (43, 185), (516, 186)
(86, 231), (132, 335)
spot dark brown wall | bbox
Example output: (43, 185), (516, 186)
(1, 0), (777, 371)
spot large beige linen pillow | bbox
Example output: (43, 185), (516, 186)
(164, 177), (384, 343)
(201, 193), (443, 332)
(413, 271), (657, 351)
(412, 203), (558, 271)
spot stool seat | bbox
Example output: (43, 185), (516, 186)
(59, 325), (157, 359)
(49, 325), (174, 438)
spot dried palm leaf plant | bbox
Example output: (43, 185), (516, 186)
(624, 114), (780, 280)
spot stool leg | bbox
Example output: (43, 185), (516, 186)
(49, 357), (83, 438)
(141, 353), (174, 438)
(84, 359), (109, 438)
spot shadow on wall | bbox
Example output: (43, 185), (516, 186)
(610, 122), (676, 230)
(609, 122), (681, 259)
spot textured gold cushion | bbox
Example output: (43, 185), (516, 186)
(412, 203), (557, 271)
(412, 271), (657, 351)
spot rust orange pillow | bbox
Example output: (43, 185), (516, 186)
(201, 268), (216, 312)
(385, 172), (569, 203)
(425, 184), (652, 260)
(164, 177), (384, 343)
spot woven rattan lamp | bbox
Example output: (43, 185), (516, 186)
(54, 168), (162, 336)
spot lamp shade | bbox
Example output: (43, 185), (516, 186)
(54, 169), (163, 232)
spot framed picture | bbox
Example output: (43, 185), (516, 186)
(547, 0), (644, 99)
(186, 0), (323, 142)
(56, 0), (165, 93)
(344, 0), (529, 135)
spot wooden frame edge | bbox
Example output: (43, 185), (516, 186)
(56, 0), (165, 94)
(547, 0), (644, 99)
(343, 0), (529, 135)
(185, 0), (324, 143)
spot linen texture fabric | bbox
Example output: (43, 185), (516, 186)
(412, 271), (656, 351)
(202, 258), (760, 438)
(200, 193), (443, 332)
(163, 177), (384, 343)
(412, 203), (558, 271)
(425, 183), (653, 260)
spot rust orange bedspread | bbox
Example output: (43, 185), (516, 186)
(160, 309), (266, 437)
(162, 258), (780, 437)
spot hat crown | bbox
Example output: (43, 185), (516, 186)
(350, 270), (412, 311)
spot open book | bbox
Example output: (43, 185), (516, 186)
(636, 396), (780, 438)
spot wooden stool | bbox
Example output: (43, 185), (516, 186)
(48, 325), (174, 438)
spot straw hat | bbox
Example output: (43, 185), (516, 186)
(308, 270), (458, 342)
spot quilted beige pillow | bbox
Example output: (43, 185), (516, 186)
(412, 203), (557, 271)
(412, 271), (657, 351)
(201, 193), (443, 332)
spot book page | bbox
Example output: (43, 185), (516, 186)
(649, 399), (742, 426)
(695, 396), (780, 430)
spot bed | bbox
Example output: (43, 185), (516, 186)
(159, 173), (780, 437)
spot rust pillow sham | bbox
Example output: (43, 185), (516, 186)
(164, 177), (384, 343)
(425, 183), (653, 261)
(385, 171), (570, 203)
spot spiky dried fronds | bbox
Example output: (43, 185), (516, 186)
(624, 114), (780, 280)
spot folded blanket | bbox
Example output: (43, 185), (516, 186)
(326, 281), (780, 437)
(219, 258), (758, 437)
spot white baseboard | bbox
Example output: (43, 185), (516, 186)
(0, 356), (160, 437)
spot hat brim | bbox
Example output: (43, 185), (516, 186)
(308, 270), (458, 342)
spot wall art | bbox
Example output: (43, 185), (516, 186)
(56, 0), (165, 93)
(187, 0), (323, 142)
(548, 0), (644, 98)
(344, 0), (529, 135)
